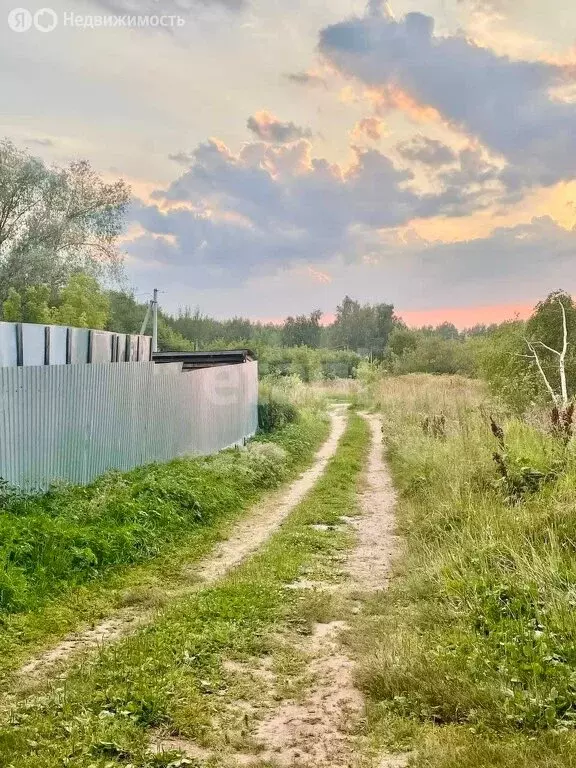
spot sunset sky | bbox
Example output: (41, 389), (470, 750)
(2, 0), (575, 326)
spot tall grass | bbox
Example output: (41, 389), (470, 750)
(354, 374), (576, 765)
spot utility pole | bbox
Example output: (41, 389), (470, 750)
(139, 300), (151, 336)
(140, 288), (159, 353)
(152, 288), (158, 353)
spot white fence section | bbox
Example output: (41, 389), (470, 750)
(0, 321), (151, 367)
(0, 361), (259, 490)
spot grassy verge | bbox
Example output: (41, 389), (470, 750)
(0, 411), (329, 681)
(351, 374), (576, 767)
(0, 410), (370, 767)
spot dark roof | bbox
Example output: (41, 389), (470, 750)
(152, 349), (256, 370)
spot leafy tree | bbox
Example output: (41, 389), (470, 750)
(525, 290), (576, 401)
(388, 326), (418, 357)
(393, 335), (475, 376)
(331, 296), (395, 353)
(156, 317), (194, 352)
(2, 288), (22, 322)
(281, 310), (322, 348)
(107, 291), (149, 334)
(1, 275), (110, 329)
(52, 274), (110, 329)
(172, 307), (281, 349)
(2, 285), (52, 323)
(0, 139), (130, 303)
(435, 321), (460, 341)
(474, 321), (539, 411)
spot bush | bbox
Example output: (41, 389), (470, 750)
(392, 336), (476, 376)
(258, 397), (298, 433)
(257, 346), (360, 381)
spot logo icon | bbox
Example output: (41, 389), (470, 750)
(34, 7), (57, 31)
(7, 7), (32, 31)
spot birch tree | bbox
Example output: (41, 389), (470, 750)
(524, 291), (576, 407)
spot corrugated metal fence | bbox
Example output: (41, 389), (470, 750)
(0, 361), (258, 490)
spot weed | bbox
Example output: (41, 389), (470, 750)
(421, 414), (446, 439)
(257, 398), (298, 433)
(551, 403), (575, 443)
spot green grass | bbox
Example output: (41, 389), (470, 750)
(350, 374), (576, 767)
(0, 412), (329, 681)
(0, 410), (370, 767)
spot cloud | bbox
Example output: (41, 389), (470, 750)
(27, 137), (55, 147)
(414, 145), (505, 218)
(126, 134), (426, 287)
(397, 136), (456, 167)
(307, 266), (332, 284)
(285, 71), (328, 88)
(126, 117), (523, 292)
(367, 0), (395, 18)
(319, 7), (576, 189)
(416, 216), (576, 305)
(458, 0), (516, 15)
(246, 111), (313, 143)
(128, 212), (576, 318)
(351, 116), (385, 142)
(168, 151), (195, 166)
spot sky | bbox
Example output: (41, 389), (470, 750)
(1, 0), (576, 327)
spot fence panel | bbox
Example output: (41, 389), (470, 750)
(0, 360), (258, 490)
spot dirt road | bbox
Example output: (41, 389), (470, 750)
(228, 413), (402, 768)
(17, 405), (349, 684)
(12, 408), (403, 768)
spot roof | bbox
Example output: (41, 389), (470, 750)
(152, 349), (256, 370)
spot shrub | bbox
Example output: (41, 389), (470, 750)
(258, 397), (298, 433)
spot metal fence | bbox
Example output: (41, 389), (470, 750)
(0, 360), (259, 490)
(0, 321), (151, 367)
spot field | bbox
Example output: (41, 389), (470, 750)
(353, 374), (576, 766)
(1, 373), (576, 766)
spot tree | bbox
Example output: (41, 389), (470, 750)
(331, 296), (395, 354)
(2, 289), (22, 322)
(52, 274), (110, 329)
(473, 321), (539, 411)
(393, 335), (475, 376)
(107, 290), (149, 334)
(525, 290), (576, 405)
(435, 322), (460, 341)
(2, 285), (52, 323)
(281, 310), (322, 348)
(0, 139), (130, 303)
(388, 326), (418, 357)
(1, 275), (110, 329)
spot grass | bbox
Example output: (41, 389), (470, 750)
(0, 410), (370, 767)
(0, 411), (329, 681)
(350, 374), (576, 766)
